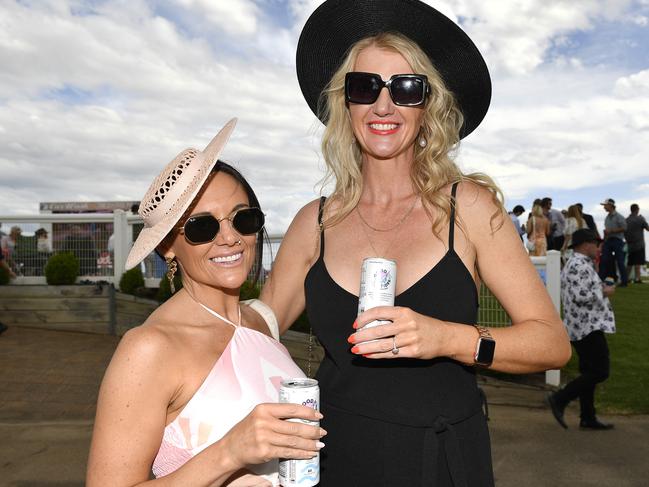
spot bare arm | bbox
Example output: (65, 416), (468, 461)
(451, 183), (571, 371)
(261, 200), (321, 333)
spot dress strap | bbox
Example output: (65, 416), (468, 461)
(198, 302), (240, 328)
(318, 196), (326, 259)
(449, 182), (459, 251)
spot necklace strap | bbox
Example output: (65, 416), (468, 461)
(198, 302), (241, 328)
(356, 195), (418, 232)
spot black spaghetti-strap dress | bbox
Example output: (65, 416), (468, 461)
(304, 183), (494, 487)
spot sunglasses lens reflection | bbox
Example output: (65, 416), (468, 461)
(347, 74), (382, 104)
(391, 77), (425, 105)
(232, 208), (265, 235)
(185, 215), (220, 244)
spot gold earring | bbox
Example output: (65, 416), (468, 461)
(166, 257), (177, 294)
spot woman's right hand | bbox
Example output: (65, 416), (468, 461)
(221, 403), (325, 470)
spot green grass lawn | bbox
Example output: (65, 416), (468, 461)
(561, 280), (649, 414)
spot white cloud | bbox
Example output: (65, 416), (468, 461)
(174, 0), (260, 36)
(614, 69), (649, 97)
(420, 0), (634, 75)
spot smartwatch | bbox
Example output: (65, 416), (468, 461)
(473, 325), (496, 367)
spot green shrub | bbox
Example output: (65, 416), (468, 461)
(156, 274), (183, 302)
(119, 267), (145, 295)
(0, 264), (10, 285)
(239, 280), (261, 300)
(44, 252), (79, 285)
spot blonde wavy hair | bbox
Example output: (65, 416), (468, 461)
(567, 204), (584, 228)
(318, 32), (504, 237)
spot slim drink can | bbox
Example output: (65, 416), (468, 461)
(278, 378), (320, 487)
(358, 257), (397, 330)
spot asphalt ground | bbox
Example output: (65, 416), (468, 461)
(1, 326), (647, 487)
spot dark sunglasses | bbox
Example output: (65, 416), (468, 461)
(176, 207), (265, 245)
(345, 72), (430, 107)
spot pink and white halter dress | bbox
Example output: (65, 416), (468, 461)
(152, 299), (305, 485)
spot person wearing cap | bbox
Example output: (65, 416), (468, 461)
(625, 204), (649, 283)
(261, 1), (571, 485)
(599, 198), (628, 286)
(547, 228), (616, 430)
(87, 120), (324, 487)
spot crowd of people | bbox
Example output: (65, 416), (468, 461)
(509, 197), (648, 285)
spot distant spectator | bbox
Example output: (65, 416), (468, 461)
(35, 228), (51, 253)
(542, 197), (566, 251)
(599, 198), (628, 286)
(1, 226), (21, 274)
(0, 249), (16, 280)
(562, 204), (588, 258)
(548, 228), (615, 430)
(625, 204), (649, 284)
(575, 203), (600, 238)
(509, 205), (526, 241)
(526, 202), (550, 256)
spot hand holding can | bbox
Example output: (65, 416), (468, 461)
(279, 379), (321, 487)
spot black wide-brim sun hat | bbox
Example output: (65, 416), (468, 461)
(296, 0), (491, 139)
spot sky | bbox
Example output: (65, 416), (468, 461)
(1, 0), (648, 240)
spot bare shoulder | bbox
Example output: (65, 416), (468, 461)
(281, 197), (324, 262)
(453, 180), (506, 236)
(288, 198), (323, 233)
(107, 313), (178, 385)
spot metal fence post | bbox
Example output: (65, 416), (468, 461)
(113, 210), (128, 289)
(545, 250), (562, 386)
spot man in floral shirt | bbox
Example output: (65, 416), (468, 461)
(547, 228), (616, 430)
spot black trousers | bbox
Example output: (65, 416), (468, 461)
(554, 330), (610, 421)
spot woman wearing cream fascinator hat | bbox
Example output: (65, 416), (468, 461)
(87, 119), (325, 487)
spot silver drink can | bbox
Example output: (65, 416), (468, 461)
(278, 378), (320, 487)
(358, 257), (397, 330)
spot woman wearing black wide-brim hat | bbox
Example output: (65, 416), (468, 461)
(262, 1), (571, 485)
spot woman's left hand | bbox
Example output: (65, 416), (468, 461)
(348, 306), (448, 360)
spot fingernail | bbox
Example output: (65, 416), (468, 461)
(347, 334), (355, 344)
(320, 428), (327, 436)
(352, 320), (358, 329)
(316, 441), (325, 449)
(316, 412), (323, 419)
(351, 346), (360, 354)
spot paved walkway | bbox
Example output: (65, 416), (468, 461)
(1, 326), (647, 486)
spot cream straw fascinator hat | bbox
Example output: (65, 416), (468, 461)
(125, 118), (237, 270)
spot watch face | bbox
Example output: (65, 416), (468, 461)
(476, 338), (496, 364)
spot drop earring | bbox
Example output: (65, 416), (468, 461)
(166, 257), (177, 294)
(419, 136), (427, 148)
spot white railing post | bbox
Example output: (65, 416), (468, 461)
(545, 250), (562, 386)
(113, 210), (129, 289)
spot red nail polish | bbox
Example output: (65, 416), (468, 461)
(362, 354), (371, 358)
(347, 335), (355, 344)
(352, 320), (358, 329)
(351, 346), (360, 354)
